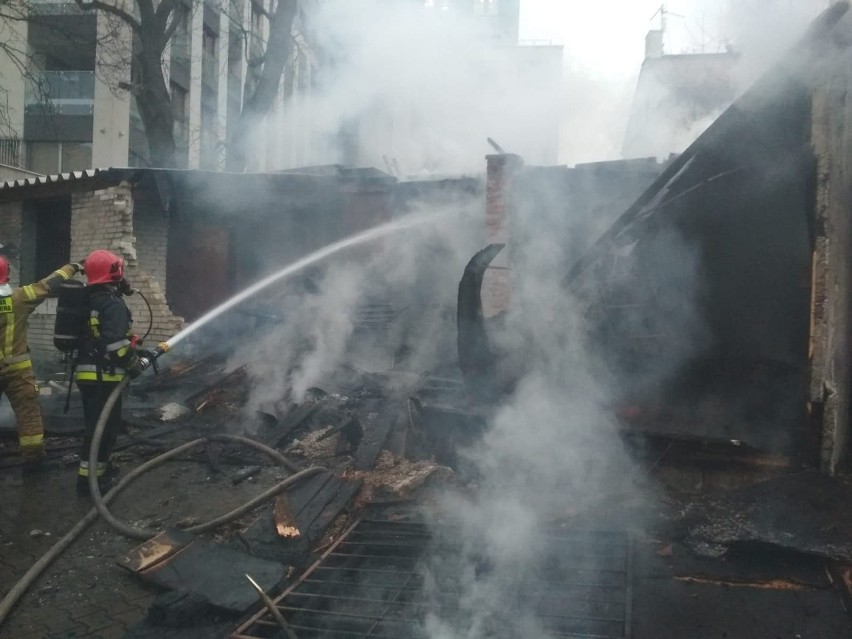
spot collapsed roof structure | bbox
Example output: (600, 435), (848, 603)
(459, 1), (852, 474)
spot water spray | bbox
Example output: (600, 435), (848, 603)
(0, 213), (447, 628)
(139, 213), (442, 370)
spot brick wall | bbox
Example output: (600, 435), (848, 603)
(482, 153), (522, 318)
(129, 195), (183, 343)
(28, 182), (184, 362)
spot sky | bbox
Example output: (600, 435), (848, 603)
(520, 0), (833, 78)
(520, 1), (733, 79)
(517, 0), (831, 163)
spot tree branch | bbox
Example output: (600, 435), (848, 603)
(162, 11), (183, 44)
(74, 0), (142, 33)
(250, 0), (272, 20)
(154, 0), (177, 36)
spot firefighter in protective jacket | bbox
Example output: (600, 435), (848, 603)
(75, 249), (141, 494)
(0, 257), (81, 463)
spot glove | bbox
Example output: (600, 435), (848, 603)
(125, 359), (142, 379)
(71, 262), (85, 275)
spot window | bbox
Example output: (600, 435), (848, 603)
(202, 26), (219, 90)
(203, 27), (218, 58)
(171, 9), (190, 62)
(61, 143), (92, 172)
(27, 142), (60, 175)
(26, 142), (92, 174)
(171, 82), (189, 155)
(171, 81), (188, 123)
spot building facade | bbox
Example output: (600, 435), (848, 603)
(0, 0), (314, 173)
(622, 29), (739, 160)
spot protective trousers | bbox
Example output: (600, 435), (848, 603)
(77, 381), (123, 478)
(0, 368), (44, 459)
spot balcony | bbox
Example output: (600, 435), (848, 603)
(25, 71), (95, 116)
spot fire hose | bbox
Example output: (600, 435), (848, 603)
(0, 349), (324, 626)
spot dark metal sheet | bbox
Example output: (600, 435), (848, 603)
(126, 537), (287, 612)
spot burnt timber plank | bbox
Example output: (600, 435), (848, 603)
(255, 401), (323, 449)
(304, 478), (362, 545)
(293, 475), (344, 537)
(119, 528), (195, 574)
(288, 471), (334, 518)
(354, 406), (399, 470)
(237, 472), (334, 562)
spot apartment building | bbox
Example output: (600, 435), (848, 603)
(0, 0), (313, 173)
(0, 0), (556, 175)
(424, 0), (520, 44)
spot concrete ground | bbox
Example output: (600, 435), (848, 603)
(0, 452), (290, 639)
(4, 450), (852, 639)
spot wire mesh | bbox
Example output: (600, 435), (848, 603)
(233, 519), (632, 639)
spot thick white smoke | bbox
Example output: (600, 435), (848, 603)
(253, 0), (563, 174)
(224, 2), (834, 636)
(233, 199), (483, 411)
(248, 0), (830, 171)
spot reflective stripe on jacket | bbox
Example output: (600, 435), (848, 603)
(0, 265), (76, 373)
(75, 284), (137, 382)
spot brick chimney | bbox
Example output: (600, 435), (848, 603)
(483, 153), (523, 318)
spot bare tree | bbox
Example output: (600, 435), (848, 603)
(0, 0), (303, 169)
(226, 0), (298, 170)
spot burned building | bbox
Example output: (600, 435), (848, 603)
(460, 3), (852, 474)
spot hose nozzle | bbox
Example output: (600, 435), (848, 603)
(139, 342), (171, 372)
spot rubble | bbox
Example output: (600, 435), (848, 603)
(344, 450), (453, 502)
(683, 471), (852, 562)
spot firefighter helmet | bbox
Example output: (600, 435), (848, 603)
(84, 249), (124, 285)
(0, 256), (8, 285)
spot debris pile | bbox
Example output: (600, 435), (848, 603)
(112, 354), (462, 636)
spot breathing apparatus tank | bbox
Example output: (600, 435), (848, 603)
(53, 279), (89, 353)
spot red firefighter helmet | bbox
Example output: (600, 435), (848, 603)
(84, 249), (124, 285)
(0, 256), (8, 285)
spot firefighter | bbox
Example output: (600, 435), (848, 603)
(0, 256), (82, 465)
(75, 249), (142, 495)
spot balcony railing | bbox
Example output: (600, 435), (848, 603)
(25, 71), (95, 116)
(0, 139), (23, 168)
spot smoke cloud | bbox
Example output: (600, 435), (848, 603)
(214, 2), (836, 635)
(247, 0), (831, 171)
(231, 198), (483, 410)
(254, 0), (563, 173)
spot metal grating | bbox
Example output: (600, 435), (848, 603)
(233, 519), (632, 639)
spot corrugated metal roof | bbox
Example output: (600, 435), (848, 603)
(0, 167), (113, 190)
